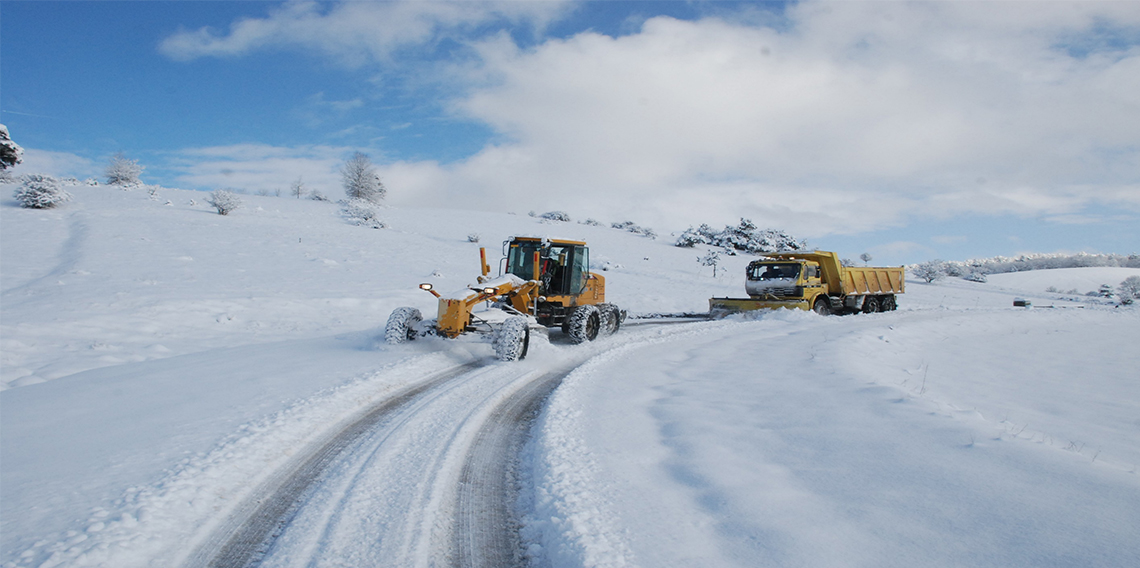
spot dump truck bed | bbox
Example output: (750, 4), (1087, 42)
(840, 266), (905, 295)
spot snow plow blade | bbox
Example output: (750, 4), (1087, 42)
(709, 297), (808, 317)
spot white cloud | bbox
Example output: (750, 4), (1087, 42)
(161, 1), (1140, 241)
(381, 2), (1140, 238)
(169, 144), (354, 196)
(159, 0), (572, 65)
(8, 149), (98, 180)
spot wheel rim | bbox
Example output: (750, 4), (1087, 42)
(586, 313), (600, 340)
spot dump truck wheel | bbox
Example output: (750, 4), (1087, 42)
(882, 295), (897, 311)
(862, 296), (879, 314)
(812, 297), (831, 316)
(385, 307), (422, 344)
(599, 303), (622, 335)
(567, 305), (601, 344)
(493, 316), (530, 361)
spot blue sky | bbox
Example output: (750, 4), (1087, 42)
(3, 0), (1138, 265)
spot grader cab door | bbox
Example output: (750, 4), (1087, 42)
(505, 240), (590, 296)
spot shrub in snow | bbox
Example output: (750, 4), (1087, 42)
(105, 153), (144, 187)
(341, 199), (387, 229)
(580, 218), (601, 226)
(1097, 284), (1114, 298)
(341, 152), (385, 204)
(0, 123), (24, 170)
(540, 211), (571, 222)
(85, 177), (99, 186)
(467, 233), (480, 243)
(912, 260), (947, 283)
(14, 174), (72, 209)
(675, 218), (805, 254)
(1118, 276), (1140, 303)
(206, 190), (242, 215)
(611, 220), (657, 239)
(0, 169), (15, 184)
(841, 258), (856, 267)
(309, 190), (330, 202)
(964, 272), (988, 283)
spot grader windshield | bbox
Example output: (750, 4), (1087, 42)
(506, 240), (589, 296)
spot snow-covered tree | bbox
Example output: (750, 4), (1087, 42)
(290, 177), (306, 199)
(1119, 276), (1140, 303)
(206, 190), (242, 215)
(912, 259), (947, 283)
(105, 153), (144, 186)
(1, 124), (24, 170)
(860, 252), (873, 265)
(698, 250), (721, 277)
(14, 174), (72, 209)
(611, 220), (657, 239)
(340, 152), (385, 204)
(675, 219), (804, 254)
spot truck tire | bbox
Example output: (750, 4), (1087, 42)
(567, 305), (601, 344)
(493, 316), (530, 361)
(862, 296), (880, 314)
(812, 297), (831, 316)
(385, 307), (422, 344)
(598, 303), (622, 335)
(882, 295), (897, 311)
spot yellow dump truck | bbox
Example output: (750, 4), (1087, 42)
(710, 250), (904, 316)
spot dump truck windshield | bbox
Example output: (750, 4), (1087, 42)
(749, 263), (800, 280)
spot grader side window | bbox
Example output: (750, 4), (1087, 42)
(569, 246), (588, 294)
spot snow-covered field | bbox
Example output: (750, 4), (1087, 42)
(2, 184), (1138, 567)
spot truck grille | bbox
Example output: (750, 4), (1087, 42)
(751, 286), (801, 298)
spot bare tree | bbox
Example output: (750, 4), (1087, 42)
(290, 177), (306, 199)
(340, 152), (385, 203)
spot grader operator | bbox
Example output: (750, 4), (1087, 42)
(384, 237), (624, 361)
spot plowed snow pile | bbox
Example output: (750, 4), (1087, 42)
(2, 185), (1138, 567)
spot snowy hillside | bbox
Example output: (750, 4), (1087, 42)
(2, 184), (1138, 568)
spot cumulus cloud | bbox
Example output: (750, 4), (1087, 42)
(161, 1), (1140, 239)
(159, 0), (572, 65)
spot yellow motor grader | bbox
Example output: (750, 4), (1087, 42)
(385, 236), (624, 360)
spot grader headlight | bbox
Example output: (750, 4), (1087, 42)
(482, 287), (498, 296)
(419, 283), (433, 291)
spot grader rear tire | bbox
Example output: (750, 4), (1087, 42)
(567, 305), (601, 344)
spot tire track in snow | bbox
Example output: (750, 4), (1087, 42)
(182, 361), (482, 568)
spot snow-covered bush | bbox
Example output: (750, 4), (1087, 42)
(912, 260), (947, 283)
(0, 124), (23, 170)
(467, 233), (480, 243)
(341, 152), (385, 204)
(540, 211), (571, 222)
(675, 219), (805, 254)
(206, 190), (242, 215)
(309, 190), (330, 202)
(611, 220), (657, 239)
(579, 218), (601, 226)
(85, 177), (99, 186)
(14, 174), (72, 209)
(105, 153), (144, 187)
(964, 272), (988, 283)
(341, 199), (387, 229)
(1118, 276), (1140, 303)
(0, 169), (15, 184)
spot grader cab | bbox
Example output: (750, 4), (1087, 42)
(384, 236), (624, 361)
